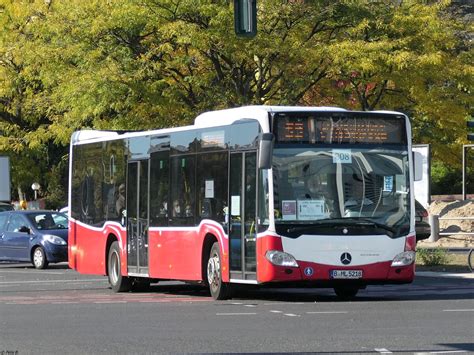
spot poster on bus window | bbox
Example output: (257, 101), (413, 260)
(282, 200), (297, 220)
(297, 200), (326, 220)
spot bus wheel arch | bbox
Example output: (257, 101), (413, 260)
(201, 234), (218, 286)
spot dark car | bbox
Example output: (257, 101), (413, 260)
(0, 202), (14, 212)
(0, 210), (68, 269)
(415, 200), (431, 242)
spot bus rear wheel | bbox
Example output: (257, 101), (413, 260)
(207, 242), (230, 300)
(334, 285), (359, 300)
(108, 241), (131, 292)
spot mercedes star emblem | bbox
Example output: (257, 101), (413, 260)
(340, 252), (352, 265)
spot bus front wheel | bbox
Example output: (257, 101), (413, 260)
(207, 242), (230, 300)
(108, 241), (131, 292)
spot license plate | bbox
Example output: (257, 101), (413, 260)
(330, 270), (363, 279)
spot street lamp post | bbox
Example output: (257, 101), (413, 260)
(31, 182), (40, 200)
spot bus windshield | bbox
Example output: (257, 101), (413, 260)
(273, 147), (411, 237)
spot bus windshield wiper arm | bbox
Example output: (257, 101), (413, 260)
(287, 218), (396, 234)
(348, 218), (397, 234)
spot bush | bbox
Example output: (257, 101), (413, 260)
(431, 161), (462, 195)
(417, 248), (449, 266)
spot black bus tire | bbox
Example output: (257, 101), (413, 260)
(108, 241), (131, 292)
(207, 242), (230, 300)
(334, 285), (359, 300)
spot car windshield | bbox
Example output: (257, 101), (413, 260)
(27, 212), (68, 230)
(273, 147), (411, 237)
(0, 204), (13, 212)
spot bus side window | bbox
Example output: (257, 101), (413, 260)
(196, 152), (228, 224)
(170, 156), (196, 226)
(150, 152), (170, 227)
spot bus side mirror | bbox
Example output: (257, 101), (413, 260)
(258, 133), (274, 169)
(413, 151), (423, 181)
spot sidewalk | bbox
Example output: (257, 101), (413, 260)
(416, 271), (474, 279)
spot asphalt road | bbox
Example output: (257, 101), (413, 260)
(0, 263), (473, 355)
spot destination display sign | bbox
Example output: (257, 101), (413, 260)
(275, 114), (406, 145)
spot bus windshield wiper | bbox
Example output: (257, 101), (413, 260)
(287, 218), (396, 235)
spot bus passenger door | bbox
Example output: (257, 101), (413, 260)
(229, 151), (257, 281)
(126, 160), (149, 276)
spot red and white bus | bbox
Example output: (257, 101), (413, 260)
(68, 106), (419, 299)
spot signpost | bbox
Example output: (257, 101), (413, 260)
(0, 156), (11, 202)
(464, 121), (474, 200)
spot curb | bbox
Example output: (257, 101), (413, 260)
(416, 271), (474, 279)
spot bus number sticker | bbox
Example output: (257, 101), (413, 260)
(333, 149), (352, 164)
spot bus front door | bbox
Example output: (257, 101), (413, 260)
(126, 160), (149, 276)
(229, 151), (257, 281)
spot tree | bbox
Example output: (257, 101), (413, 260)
(0, 0), (471, 203)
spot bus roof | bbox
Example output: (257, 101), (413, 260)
(194, 105), (348, 131)
(71, 105), (406, 144)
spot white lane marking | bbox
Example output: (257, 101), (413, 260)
(93, 301), (127, 304)
(263, 302), (304, 305)
(231, 302), (243, 305)
(283, 313), (300, 317)
(244, 304), (256, 307)
(51, 302), (79, 304)
(306, 311), (348, 314)
(375, 348), (392, 354)
(216, 313), (257, 316)
(414, 351), (468, 354)
(270, 310), (282, 313)
(0, 279), (105, 285)
(443, 309), (474, 312)
(0, 270), (65, 275)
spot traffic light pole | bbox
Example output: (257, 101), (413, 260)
(463, 144), (474, 201)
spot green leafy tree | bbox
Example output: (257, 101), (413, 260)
(0, 0), (471, 203)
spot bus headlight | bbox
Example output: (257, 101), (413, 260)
(44, 235), (67, 246)
(391, 251), (416, 267)
(265, 250), (298, 267)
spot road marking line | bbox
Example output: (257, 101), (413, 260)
(306, 311), (348, 314)
(216, 313), (257, 316)
(284, 313), (300, 317)
(0, 270), (65, 275)
(51, 302), (79, 304)
(93, 301), (127, 304)
(414, 351), (468, 354)
(244, 304), (256, 307)
(374, 348), (392, 354)
(0, 279), (105, 285)
(270, 310), (282, 313)
(443, 309), (474, 312)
